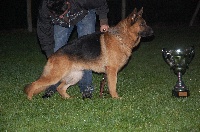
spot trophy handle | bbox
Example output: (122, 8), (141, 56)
(186, 46), (195, 67)
(162, 48), (174, 67)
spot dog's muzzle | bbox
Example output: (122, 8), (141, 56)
(139, 26), (154, 37)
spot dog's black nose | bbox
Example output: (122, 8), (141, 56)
(150, 28), (154, 35)
(150, 28), (154, 34)
(147, 27), (154, 36)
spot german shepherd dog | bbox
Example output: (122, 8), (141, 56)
(24, 8), (153, 100)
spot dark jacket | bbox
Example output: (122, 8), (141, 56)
(37, 0), (109, 52)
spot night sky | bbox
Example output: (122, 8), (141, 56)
(0, 0), (199, 30)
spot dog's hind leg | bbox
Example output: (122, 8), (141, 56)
(25, 66), (67, 100)
(24, 55), (74, 100)
(57, 82), (71, 99)
(57, 71), (83, 99)
(106, 66), (119, 98)
(24, 75), (60, 100)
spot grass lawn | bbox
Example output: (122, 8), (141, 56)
(0, 27), (200, 131)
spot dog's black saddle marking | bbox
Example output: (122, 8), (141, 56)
(58, 31), (102, 61)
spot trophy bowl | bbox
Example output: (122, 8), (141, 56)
(162, 46), (195, 97)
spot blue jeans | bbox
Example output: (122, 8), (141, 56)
(54, 10), (96, 92)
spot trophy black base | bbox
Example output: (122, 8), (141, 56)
(172, 89), (190, 97)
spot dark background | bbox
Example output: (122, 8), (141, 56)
(0, 0), (199, 31)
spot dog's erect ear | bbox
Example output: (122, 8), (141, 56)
(137, 7), (143, 16)
(130, 8), (138, 25)
(133, 8), (137, 14)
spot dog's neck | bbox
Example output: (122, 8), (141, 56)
(109, 30), (131, 50)
(108, 27), (140, 50)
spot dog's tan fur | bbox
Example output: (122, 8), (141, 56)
(24, 8), (153, 100)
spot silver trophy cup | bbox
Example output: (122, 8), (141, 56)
(162, 47), (195, 97)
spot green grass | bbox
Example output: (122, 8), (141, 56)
(0, 27), (200, 131)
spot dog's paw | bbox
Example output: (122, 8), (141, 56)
(27, 95), (33, 100)
(24, 84), (31, 95)
(112, 96), (122, 99)
(62, 94), (71, 99)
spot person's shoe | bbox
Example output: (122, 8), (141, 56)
(82, 86), (94, 100)
(42, 82), (61, 98)
(42, 85), (57, 98)
(42, 90), (56, 98)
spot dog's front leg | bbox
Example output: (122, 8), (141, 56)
(106, 66), (119, 98)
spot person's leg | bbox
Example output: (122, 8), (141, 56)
(42, 25), (74, 98)
(76, 10), (96, 37)
(76, 10), (96, 99)
(54, 25), (74, 52)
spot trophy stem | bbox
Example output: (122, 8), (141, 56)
(172, 72), (190, 97)
(177, 72), (184, 88)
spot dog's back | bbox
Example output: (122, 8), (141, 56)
(56, 32), (103, 61)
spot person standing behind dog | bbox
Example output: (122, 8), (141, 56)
(37, 0), (109, 99)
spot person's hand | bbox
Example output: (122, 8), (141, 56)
(100, 24), (109, 32)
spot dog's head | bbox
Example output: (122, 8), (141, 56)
(128, 8), (153, 37)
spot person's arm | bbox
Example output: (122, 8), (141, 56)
(37, 0), (55, 58)
(93, 0), (109, 32)
(94, 0), (109, 25)
(75, 0), (109, 32)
